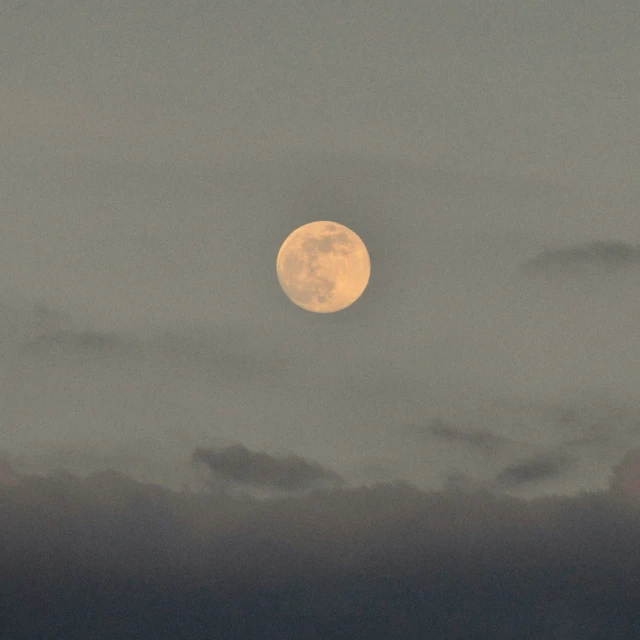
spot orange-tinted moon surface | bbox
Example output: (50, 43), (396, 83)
(276, 221), (371, 313)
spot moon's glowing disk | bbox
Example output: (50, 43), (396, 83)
(277, 221), (371, 313)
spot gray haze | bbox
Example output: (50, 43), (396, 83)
(2, 0), (640, 498)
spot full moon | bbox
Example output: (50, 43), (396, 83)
(276, 221), (371, 313)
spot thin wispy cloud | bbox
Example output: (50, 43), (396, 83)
(409, 417), (508, 452)
(23, 329), (125, 354)
(495, 453), (571, 489)
(519, 241), (640, 275)
(192, 444), (344, 493)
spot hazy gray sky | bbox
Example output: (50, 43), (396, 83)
(2, 0), (640, 499)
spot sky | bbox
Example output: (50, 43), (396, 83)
(2, 0), (640, 635)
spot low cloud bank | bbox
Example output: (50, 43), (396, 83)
(2, 452), (640, 637)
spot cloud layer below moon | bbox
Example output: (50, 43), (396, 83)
(2, 455), (640, 637)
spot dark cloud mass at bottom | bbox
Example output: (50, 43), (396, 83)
(2, 454), (640, 639)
